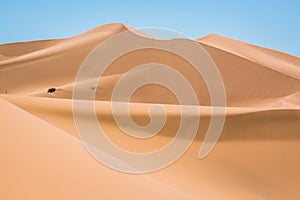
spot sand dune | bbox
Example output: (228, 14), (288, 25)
(1, 23), (300, 199)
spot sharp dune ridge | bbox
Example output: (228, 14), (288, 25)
(1, 23), (300, 199)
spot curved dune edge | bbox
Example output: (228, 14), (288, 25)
(1, 93), (300, 199)
(1, 23), (300, 199)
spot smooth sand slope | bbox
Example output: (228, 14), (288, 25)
(1, 23), (300, 199)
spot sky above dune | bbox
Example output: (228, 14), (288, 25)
(0, 0), (299, 56)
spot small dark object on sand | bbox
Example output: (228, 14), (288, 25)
(47, 88), (56, 93)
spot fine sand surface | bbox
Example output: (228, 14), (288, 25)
(1, 23), (300, 199)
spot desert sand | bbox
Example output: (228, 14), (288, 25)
(1, 23), (300, 199)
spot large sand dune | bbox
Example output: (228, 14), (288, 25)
(1, 23), (300, 199)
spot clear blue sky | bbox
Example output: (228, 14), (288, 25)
(1, 0), (299, 56)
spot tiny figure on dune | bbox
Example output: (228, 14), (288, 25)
(47, 88), (56, 93)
